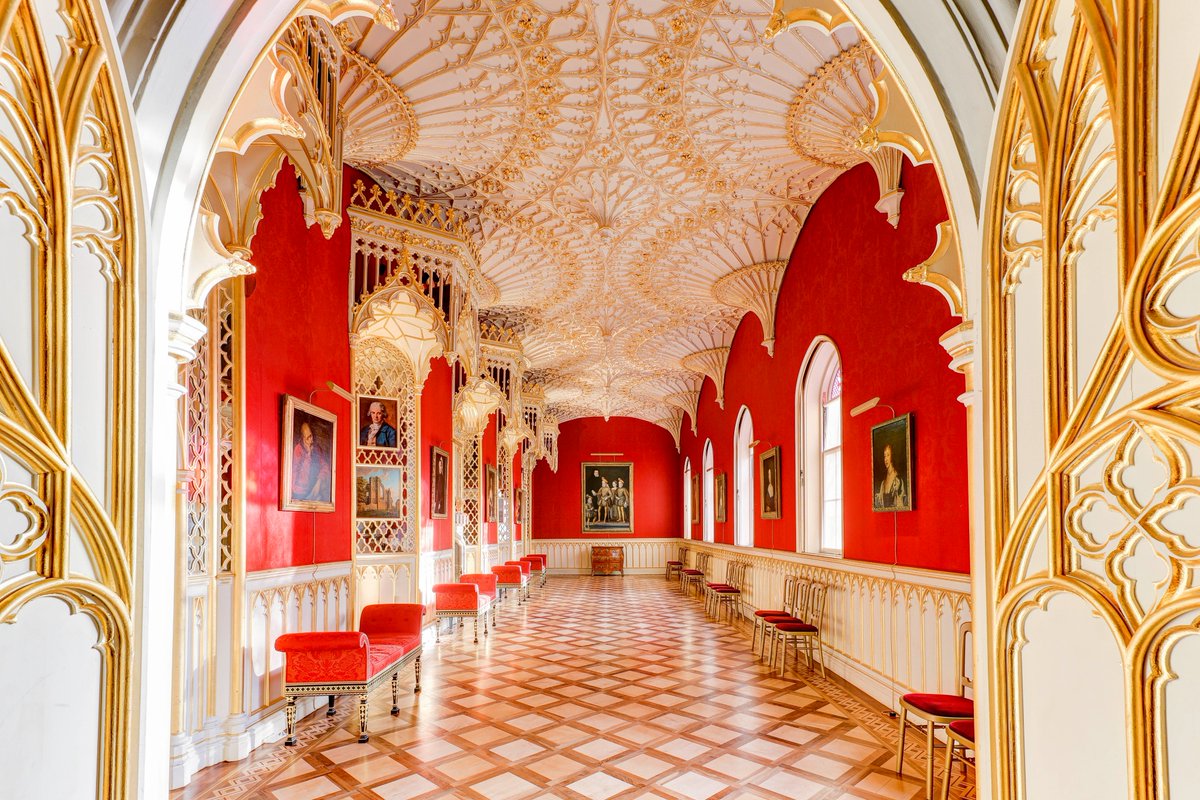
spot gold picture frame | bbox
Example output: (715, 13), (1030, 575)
(430, 445), (449, 519)
(758, 446), (781, 519)
(715, 472), (727, 523)
(690, 474), (700, 524)
(281, 395), (337, 512)
(582, 462), (634, 533)
(871, 414), (913, 512)
(485, 465), (498, 522)
(357, 395), (400, 450)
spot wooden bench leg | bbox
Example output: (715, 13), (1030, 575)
(473, 617), (479, 643)
(414, 655), (421, 693)
(326, 695), (336, 717)
(357, 694), (369, 743)
(436, 617), (441, 642)
(391, 672), (400, 715)
(284, 695), (298, 746)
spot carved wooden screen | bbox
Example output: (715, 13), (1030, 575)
(0, 2), (138, 798)
(987, 1), (1200, 797)
(352, 337), (418, 615)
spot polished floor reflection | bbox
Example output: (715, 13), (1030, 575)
(174, 576), (975, 800)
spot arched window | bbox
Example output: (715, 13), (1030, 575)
(734, 407), (754, 547)
(702, 439), (715, 543)
(683, 457), (692, 538)
(797, 339), (843, 554)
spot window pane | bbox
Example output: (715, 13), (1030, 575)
(821, 449), (843, 551)
(823, 449), (842, 501)
(822, 498), (843, 550)
(823, 397), (841, 447)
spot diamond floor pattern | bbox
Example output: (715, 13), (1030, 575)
(174, 576), (975, 800)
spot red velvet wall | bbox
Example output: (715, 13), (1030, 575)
(483, 413), (498, 544)
(244, 163), (354, 571)
(422, 357), (454, 552)
(533, 417), (682, 538)
(680, 161), (969, 573)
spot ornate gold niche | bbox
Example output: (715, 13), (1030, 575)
(985, 1), (1200, 798)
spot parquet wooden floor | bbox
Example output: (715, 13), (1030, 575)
(173, 576), (975, 800)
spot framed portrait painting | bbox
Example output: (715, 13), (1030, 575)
(358, 395), (399, 450)
(758, 446), (781, 519)
(281, 395), (336, 512)
(582, 462), (633, 532)
(871, 413), (913, 512)
(356, 466), (403, 518)
(690, 474), (700, 524)
(485, 465), (498, 523)
(430, 446), (449, 519)
(714, 472), (727, 523)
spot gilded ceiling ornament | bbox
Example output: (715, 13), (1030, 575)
(331, 0), (928, 427)
(712, 260), (788, 355)
(785, 41), (881, 170)
(340, 49), (419, 167)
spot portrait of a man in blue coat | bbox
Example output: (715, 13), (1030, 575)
(360, 399), (398, 448)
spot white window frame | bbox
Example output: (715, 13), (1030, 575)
(796, 337), (844, 555)
(683, 457), (692, 539)
(702, 439), (715, 543)
(733, 406), (754, 547)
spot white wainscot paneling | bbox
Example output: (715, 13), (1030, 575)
(170, 562), (350, 788)
(686, 543), (971, 708)
(420, 549), (454, 619)
(354, 554), (416, 620)
(533, 538), (678, 575)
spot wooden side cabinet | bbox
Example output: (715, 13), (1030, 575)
(590, 545), (625, 576)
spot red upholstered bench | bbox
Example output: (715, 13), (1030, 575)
(526, 553), (548, 586)
(433, 582), (491, 643)
(491, 563), (527, 605)
(520, 555), (546, 588)
(274, 603), (423, 745)
(505, 560), (532, 601)
(459, 573), (498, 628)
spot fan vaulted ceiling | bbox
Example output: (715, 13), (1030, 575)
(337, 0), (898, 430)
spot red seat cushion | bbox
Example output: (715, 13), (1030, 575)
(367, 634), (420, 655)
(755, 610), (789, 617)
(761, 615), (800, 623)
(706, 583), (730, 589)
(774, 622), (818, 632)
(366, 644), (407, 679)
(713, 587), (741, 594)
(902, 693), (974, 718)
(948, 719), (975, 742)
(666, 560), (683, 565)
(681, 569), (702, 575)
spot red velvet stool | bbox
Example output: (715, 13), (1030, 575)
(523, 554), (548, 586)
(491, 564), (527, 605)
(459, 573), (498, 628)
(523, 556), (547, 587)
(505, 560), (532, 600)
(432, 583), (490, 644)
